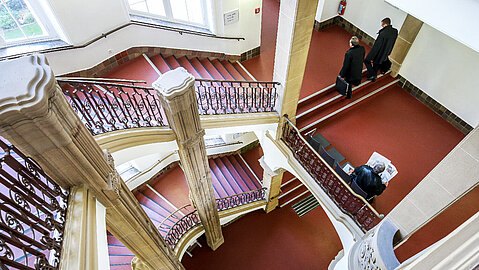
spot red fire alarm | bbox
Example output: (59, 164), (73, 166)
(255, 8), (260, 14)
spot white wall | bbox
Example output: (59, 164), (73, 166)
(400, 24), (479, 127)
(317, 0), (339, 22)
(316, 0), (407, 38)
(43, 0), (261, 75)
(342, 0), (407, 38)
(48, 0), (130, 45)
(385, 0), (479, 53)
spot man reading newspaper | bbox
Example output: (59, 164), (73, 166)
(366, 152), (398, 183)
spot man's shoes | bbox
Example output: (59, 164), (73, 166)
(367, 76), (376, 82)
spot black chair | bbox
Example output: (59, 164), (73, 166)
(319, 146), (335, 167)
(334, 162), (351, 184)
(350, 180), (368, 200)
(306, 134), (321, 152)
(327, 147), (345, 164)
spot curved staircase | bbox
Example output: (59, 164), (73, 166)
(107, 151), (263, 269)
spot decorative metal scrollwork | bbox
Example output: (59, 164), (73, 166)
(59, 78), (279, 136)
(0, 138), (69, 270)
(281, 117), (381, 232)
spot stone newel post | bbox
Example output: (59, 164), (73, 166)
(154, 67), (224, 250)
(0, 55), (184, 270)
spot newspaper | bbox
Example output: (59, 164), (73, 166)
(366, 152), (398, 183)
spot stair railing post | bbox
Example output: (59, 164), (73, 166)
(154, 67), (224, 250)
(259, 156), (285, 213)
(0, 55), (184, 270)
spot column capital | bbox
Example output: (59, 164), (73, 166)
(259, 156), (285, 176)
(153, 67), (195, 100)
(0, 54), (55, 127)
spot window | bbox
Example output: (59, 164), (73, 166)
(0, 0), (56, 46)
(127, 0), (209, 28)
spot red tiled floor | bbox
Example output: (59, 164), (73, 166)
(182, 206), (342, 270)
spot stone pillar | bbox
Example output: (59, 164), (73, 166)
(386, 125), (479, 245)
(0, 55), (184, 270)
(389, 14), (423, 77)
(153, 68), (224, 250)
(259, 156), (285, 213)
(273, 0), (319, 134)
(60, 186), (110, 270)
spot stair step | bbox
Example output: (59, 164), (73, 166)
(220, 156), (250, 192)
(222, 60), (246, 81)
(227, 155), (258, 190)
(211, 158), (243, 195)
(164, 55), (181, 69)
(297, 75), (397, 130)
(149, 53), (172, 73)
(292, 194), (320, 217)
(279, 186), (310, 207)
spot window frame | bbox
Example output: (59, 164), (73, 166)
(126, 0), (210, 30)
(0, 0), (58, 47)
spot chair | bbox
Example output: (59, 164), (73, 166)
(334, 162), (351, 184)
(319, 146), (335, 167)
(327, 147), (345, 164)
(306, 134), (321, 152)
(312, 133), (330, 149)
(350, 180), (368, 200)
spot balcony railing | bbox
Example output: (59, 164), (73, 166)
(159, 187), (266, 250)
(195, 79), (279, 115)
(0, 138), (69, 269)
(281, 117), (381, 232)
(58, 79), (167, 136)
(58, 78), (279, 136)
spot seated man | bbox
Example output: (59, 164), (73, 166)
(350, 163), (387, 200)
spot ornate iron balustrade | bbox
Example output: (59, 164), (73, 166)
(160, 188), (266, 249)
(0, 138), (69, 269)
(58, 79), (167, 136)
(215, 188), (266, 211)
(281, 117), (381, 232)
(195, 79), (279, 115)
(58, 78), (279, 135)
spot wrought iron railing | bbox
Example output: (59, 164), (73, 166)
(159, 188), (266, 250)
(195, 79), (279, 115)
(58, 78), (279, 136)
(215, 188), (266, 211)
(0, 138), (69, 269)
(281, 117), (381, 232)
(58, 79), (167, 136)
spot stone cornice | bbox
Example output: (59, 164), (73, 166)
(0, 54), (55, 128)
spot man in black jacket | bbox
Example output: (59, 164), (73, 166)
(364, 18), (398, 81)
(340, 36), (365, 99)
(350, 163), (387, 200)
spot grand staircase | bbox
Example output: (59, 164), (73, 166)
(107, 152), (263, 269)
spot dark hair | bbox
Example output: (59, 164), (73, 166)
(382, 18), (391, 25)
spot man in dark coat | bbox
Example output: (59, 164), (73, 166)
(350, 163), (387, 200)
(340, 36), (365, 99)
(364, 18), (398, 81)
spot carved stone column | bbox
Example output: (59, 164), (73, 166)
(348, 220), (401, 270)
(273, 0), (320, 134)
(153, 67), (224, 250)
(389, 15), (423, 77)
(259, 156), (285, 213)
(60, 185), (110, 270)
(0, 55), (184, 270)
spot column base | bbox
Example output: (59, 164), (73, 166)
(265, 198), (279, 213)
(207, 235), (224, 251)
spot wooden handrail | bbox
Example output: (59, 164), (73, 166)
(56, 77), (148, 84)
(1, 20), (245, 61)
(282, 115), (382, 218)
